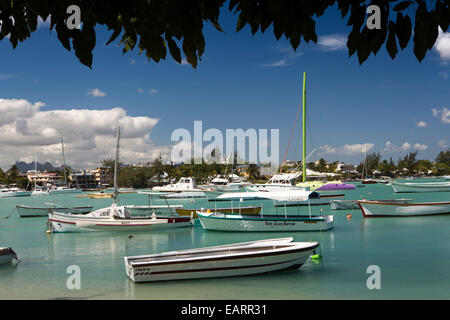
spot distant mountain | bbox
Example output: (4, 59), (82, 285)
(14, 161), (70, 173)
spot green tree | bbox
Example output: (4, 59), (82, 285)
(1, 1), (448, 68)
(247, 164), (260, 183)
(397, 151), (418, 174)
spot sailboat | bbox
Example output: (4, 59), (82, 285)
(67, 126), (193, 232)
(361, 145), (377, 184)
(31, 153), (49, 196)
(48, 138), (83, 194)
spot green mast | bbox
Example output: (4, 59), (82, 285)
(302, 72), (306, 182)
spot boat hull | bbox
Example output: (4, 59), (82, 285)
(176, 206), (261, 218)
(17, 205), (93, 217)
(197, 212), (333, 232)
(357, 200), (450, 217)
(48, 188), (83, 194)
(0, 248), (17, 265)
(75, 217), (193, 231)
(0, 191), (32, 198)
(391, 182), (450, 193)
(124, 239), (318, 282)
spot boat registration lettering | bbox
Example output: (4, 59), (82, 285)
(264, 221), (296, 226)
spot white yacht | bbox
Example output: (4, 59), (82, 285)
(152, 177), (204, 192)
(245, 173), (308, 192)
(0, 187), (32, 198)
(48, 186), (83, 194)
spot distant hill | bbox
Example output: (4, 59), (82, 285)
(14, 161), (70, 173)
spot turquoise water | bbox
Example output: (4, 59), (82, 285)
(1, 180), (449, 300)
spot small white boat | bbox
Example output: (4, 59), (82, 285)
(391, 181), (450, 193)
(152, 177), (204, 192)
(17, 204), (93, 217)
(197, 210), (333, 232)
(330, 200), (358, 210)
(48, 186), (83, 194)
(48, 206), (113, 232)
(74, 204), (193, 232)
(124, 237), (319, 282)
(357, 200), (450, 217)
(331, 198), (411, 210)
(0, 248), (18, 265)
(0, 187), (32, 198)
(443, 175), (450, 180)
(31, 186), (49, 196)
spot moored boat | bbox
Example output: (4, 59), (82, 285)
(357, 200), (450, 217)
(391, 181), (450, 193)
(0, 248), (18, 265)
(124, 237), (319, 282)
(74, 205), (193, 232)
(0, 187), (32, 198)
(16, 204), (93, 217)
(176, 206), (261, 218)
(197, 210), (333, 232)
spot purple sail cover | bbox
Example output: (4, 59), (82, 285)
(316, 183), (356, 191)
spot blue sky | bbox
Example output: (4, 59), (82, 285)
(0, 5), (449, 169)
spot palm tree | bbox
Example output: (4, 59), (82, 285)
(247, 164), (260, 182)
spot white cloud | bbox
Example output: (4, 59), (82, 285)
(416, 121), (427, 127)
(319, 143), (373, 155)
(0, 98), (170, 170)
(260, 59), (290, 68)
(383, 141), (411, 153)
(437, 139), (448, 148)
(149, 89), (159, 94)
(434, 28), (450, 62)
(137, 88), (143, 93)
(431, 107), (450, 123)
(400, 142), (411, 151)
(318, 34), (347, 51)
(87, 88), (107, 98)
(130, 58), (136, 65)
(413, 143), (428, 151)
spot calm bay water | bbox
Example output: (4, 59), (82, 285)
(1, 180), (449, 300)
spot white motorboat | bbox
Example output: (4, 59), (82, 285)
(245, 173), (308, 192)
(357, 199), (450, 217)
(124, 237), (319, 282)
(152, 177), (204, 192)
(48, 186), (83, 194)
(17, 204), (93, 217)
(0, 248), (18, 265)
(197, 210), (333, 232)
(31, 186), (49, 196)
(443, 175), (450, 180)
(0, 187), (32, 198)
(391, 181), (450, 193)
